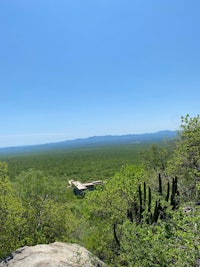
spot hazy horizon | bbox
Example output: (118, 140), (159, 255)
(0, 129), (176, 149)
(1, 1), (199, 148)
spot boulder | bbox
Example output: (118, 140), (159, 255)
(0, 242), (106, 267)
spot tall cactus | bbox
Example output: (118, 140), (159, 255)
(126, 174), (179, 225)
(122, 174), (180, 249)
(148, 186), (151, 212)
(138, 185), (143, 222)
(143, 182), (146, 206)
(171, 176), (179, 210)
(153, 201), (159, 223)
(158, 173), (162, 195)
(174, 176), (178, 193)
(165, 181), (170, 202)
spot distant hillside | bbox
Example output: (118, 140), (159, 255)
(0, 130), (177, 155)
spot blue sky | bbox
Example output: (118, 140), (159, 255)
(0, 0), (200, 147)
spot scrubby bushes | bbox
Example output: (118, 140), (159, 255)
(78, 114), (200, 266)
(1, 114), (200, 266)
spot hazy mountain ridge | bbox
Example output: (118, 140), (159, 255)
(0, 130), (177, 155)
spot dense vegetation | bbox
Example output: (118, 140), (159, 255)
(0, 115), (200, 266)
(0, 143), (147, 182)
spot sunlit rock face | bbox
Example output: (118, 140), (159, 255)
(0, 242), (106, 267)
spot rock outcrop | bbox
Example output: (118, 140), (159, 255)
(0, 242), (106, 267)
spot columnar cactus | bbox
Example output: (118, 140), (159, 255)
(126, 174), (180, 224)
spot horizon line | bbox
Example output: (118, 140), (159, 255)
(0, 129), (177, 149)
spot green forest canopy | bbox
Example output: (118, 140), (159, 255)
(0, 114), (200, 266)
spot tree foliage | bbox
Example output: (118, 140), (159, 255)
(119, 208), (200, 267)
(80, 164), (200, 266)
(167, 114), (200, 200)
(0, 162), (26, 259)
(14, 169), (76, 245)
(1, 114), (200, 266)
(78, 115), (200, 266)
(80, 165), (145, 262)
(141, 143), (171, 174)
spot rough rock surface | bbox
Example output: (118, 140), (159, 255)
(0, 242), (106, 267)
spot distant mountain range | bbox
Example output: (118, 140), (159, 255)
(0, 130), (177, 155)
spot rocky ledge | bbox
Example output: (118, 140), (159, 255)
(0, 242), (106, 267)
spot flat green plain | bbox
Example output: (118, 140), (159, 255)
(0, 143), (155, 182)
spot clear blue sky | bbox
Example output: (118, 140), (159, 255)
(0, 0), (200, 148)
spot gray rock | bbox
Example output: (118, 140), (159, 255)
(0, 242), (106, 267)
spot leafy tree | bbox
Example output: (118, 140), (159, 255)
(167, 114), (200, 200)
(119, 208), (200, 267)
(80, 165), (145, 263)
(141, 143), (172, 175)
(80, 161), (200, 266)
(0, 162), (26, 259)
(14, 169), (76, 245)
